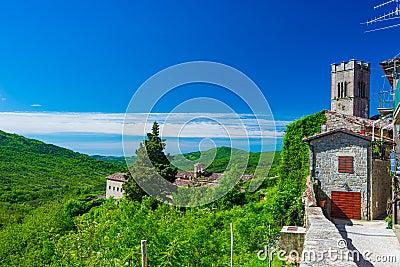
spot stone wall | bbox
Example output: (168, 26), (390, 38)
(371, 159), (391, 219)
(310, 131), (371, 219)
(300, 207), (357, 267)
(280, 226), (306, 256)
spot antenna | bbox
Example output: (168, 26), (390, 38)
(362, 0), (400, 32)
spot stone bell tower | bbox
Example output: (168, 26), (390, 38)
(331, 59), (371, 118)
(194, 162), (204, 178)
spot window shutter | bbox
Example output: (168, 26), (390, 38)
(338, 156), (353, 173)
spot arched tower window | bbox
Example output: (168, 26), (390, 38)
(361, 82), (366, 98)
(358, 81), (366, 98)
(340, 82), (343, 98)
(339, 81), (346, 98)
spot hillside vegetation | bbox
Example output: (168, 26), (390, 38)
(0, 111), (325, 266)
(92, 155), (137, 166)
(0, 130), (123, 203)
(94, 146), (278, 176)
(0, 130), (125, 231)
(172, 146), (278, 175)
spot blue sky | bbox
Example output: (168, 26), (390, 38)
(0, 1), (399, 155)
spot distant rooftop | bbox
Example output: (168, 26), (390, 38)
(380, 58), (400, 89)
(106, 172), (127, 182)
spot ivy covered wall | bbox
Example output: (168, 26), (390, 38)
(275, 110), (327, 225)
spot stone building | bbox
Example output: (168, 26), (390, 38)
(331, 60), (370, 118)
(194, 162), (205, 178)
(106, 173), (127, 199)
(303, 59), (393, 221)
(304, 129), (392, 220)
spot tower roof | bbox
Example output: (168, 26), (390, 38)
(331, 59), (370, 72)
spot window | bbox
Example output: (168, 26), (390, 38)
(340, 82), (344, 98)
(361, 82), (366, 98)
(337, 81), (347, 98)
(113, 187), (115, 191)
(109, 186), (111, 190)
(358, 81), (366, 98)
(338, 156), (354, 173)
(117, 187), (119, 192)
(121, 188), (123, 192)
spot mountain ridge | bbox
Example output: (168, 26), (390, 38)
(0, 130), (124, 203)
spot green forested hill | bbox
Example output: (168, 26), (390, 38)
(94, 146), (280, 176)
(92, 155), (137, 166)
(0, 130), (124, 203)
(172, 146), (279, 175)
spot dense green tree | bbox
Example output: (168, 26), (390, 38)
(124, 122), (177, 202)
(123, 171), (147, 202)
(145, 122), (177, 183)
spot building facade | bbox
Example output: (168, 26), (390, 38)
(304, 129), (391, 220)
(106, 173), (127, 199)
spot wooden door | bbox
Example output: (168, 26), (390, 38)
(331, 191), (361, 220)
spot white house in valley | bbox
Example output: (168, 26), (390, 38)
(106, 173), (127, 199)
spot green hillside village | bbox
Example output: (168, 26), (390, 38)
(3, 57), (400, 266)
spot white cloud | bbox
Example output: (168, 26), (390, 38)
(0, 112), (288, 139)
(30, 104), (42, 107)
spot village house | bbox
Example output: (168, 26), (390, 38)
(105, 173), (127, 199)
(106, 163), (256, 199)
(304, 128), (392, 220)
(304, 59), (393, 220)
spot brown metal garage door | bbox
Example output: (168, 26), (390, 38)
(331, 191), (361, 220)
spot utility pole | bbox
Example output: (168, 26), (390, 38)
(141, 240), (147, 267)
(230, 222), (234, 267)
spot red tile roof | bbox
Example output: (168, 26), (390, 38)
(325, 110), (391, 130)
(303, 128), (393, 144)
(106, 173), (127, 182)
(325, 110), (393, 130)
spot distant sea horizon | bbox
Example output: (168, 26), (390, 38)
(26, 133), (283, 157)
(0, 111), (288, 156)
